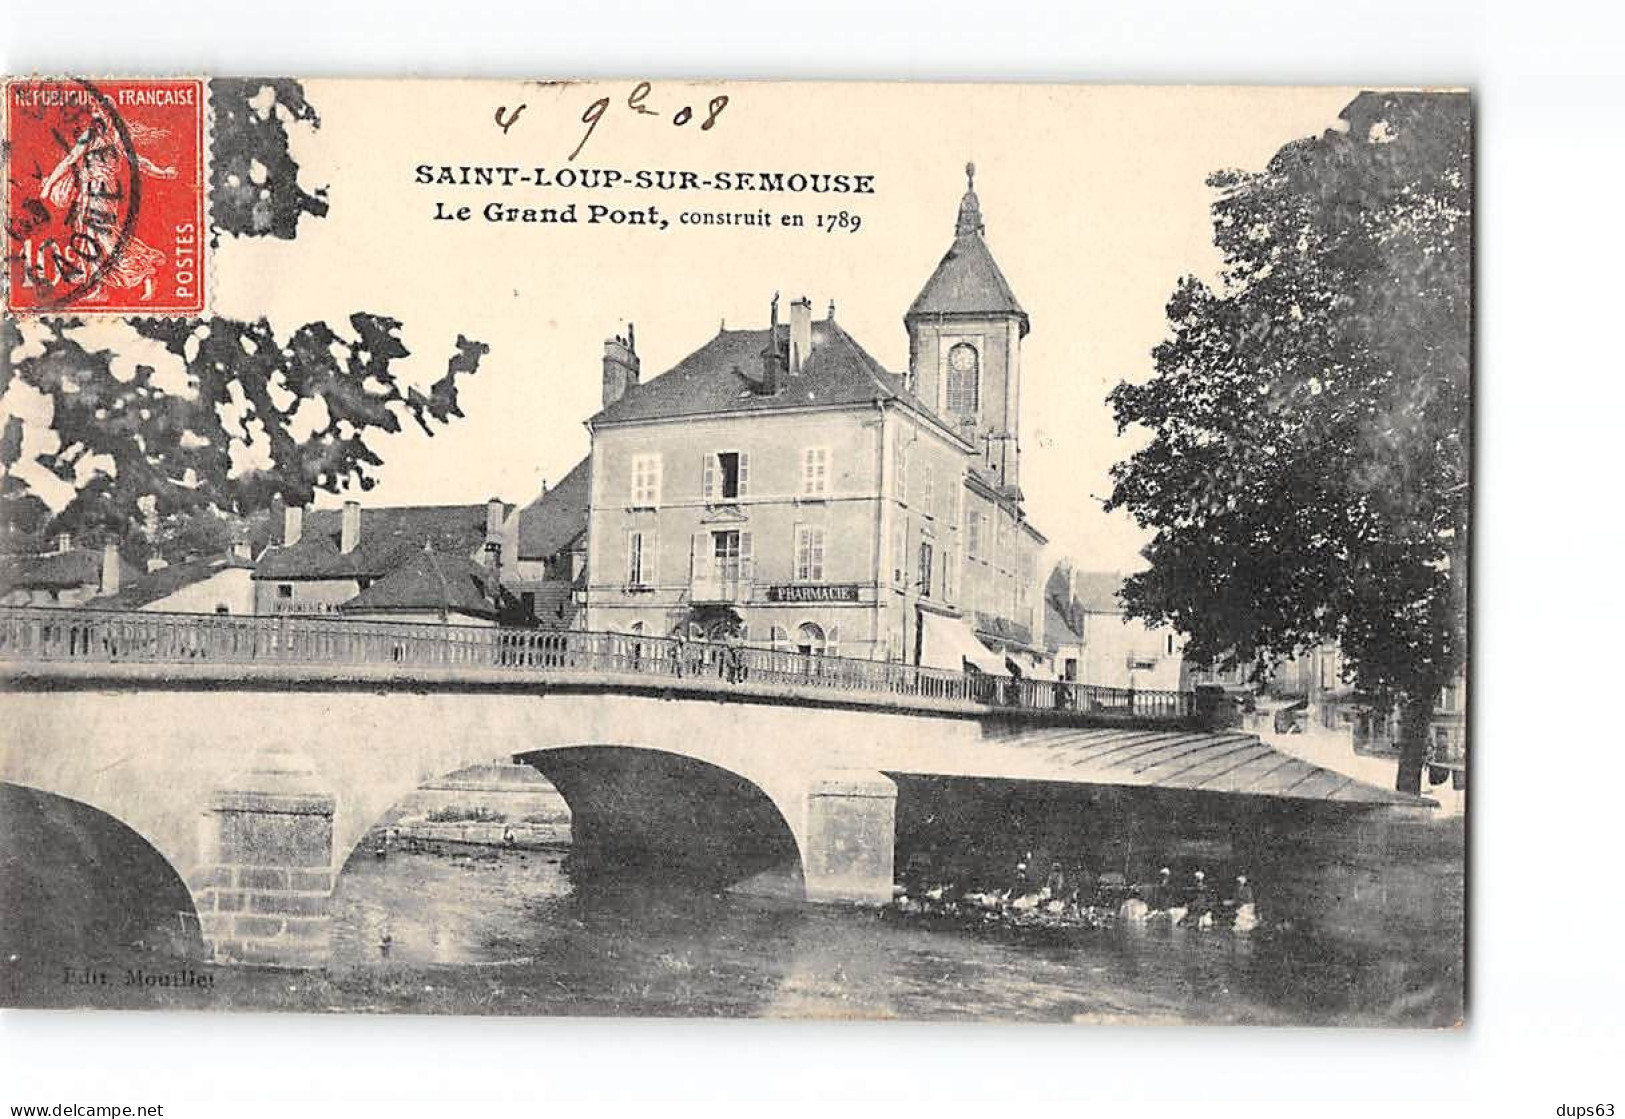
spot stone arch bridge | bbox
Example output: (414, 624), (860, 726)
(0, 607), (1423, 967)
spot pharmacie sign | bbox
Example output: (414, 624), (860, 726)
(765, 584), (860, 603)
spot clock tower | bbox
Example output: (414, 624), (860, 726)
(905, 163), (1030, 496)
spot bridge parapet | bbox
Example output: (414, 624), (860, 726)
(0, 606), (1206, 728)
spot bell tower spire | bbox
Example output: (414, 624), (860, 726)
(906, 163), (1029, 496)
(955, 161), (984, 237)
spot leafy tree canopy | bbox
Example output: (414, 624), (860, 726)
(1106, 92), (1469, 790)
(1, 80), (487, 553)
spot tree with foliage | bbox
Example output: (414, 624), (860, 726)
(1106, 92), (1470, 794)
(1, 80), (486, 555)
(1, 314), (486, 540)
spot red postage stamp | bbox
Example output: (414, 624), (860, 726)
(5, 76), (206, 315)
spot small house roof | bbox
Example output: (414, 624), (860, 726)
(517, 457), (590, 562)
(338, 546), (500, 619)
(84, 553), (253, 610)
(255, 503), (508, 581)
(1044, 595), (1082, 650)
(0, 548), (139, 593)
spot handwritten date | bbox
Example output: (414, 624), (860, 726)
(494, 83), (730, 162)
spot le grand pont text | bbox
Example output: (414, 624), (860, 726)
(417, 165), (877, 231)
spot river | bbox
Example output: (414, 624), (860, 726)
(311, 836), (1462, 1026)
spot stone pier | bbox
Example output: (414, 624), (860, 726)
(801, 769), (897, 905)
(192, 746), (335, 968)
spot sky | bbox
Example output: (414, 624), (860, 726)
(13, 81), (1360, 574)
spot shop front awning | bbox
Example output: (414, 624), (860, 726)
(919, 610), (1007, 674)
(1014, 656), (1057, 681)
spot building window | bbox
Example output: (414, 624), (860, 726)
(894, 440), (908, 505)
(1166, 633), (1175, 656)
(703, 451), (748, 502)
(691, 530), (751, 599)
(627, 529), (656, 588)
(967, 511), (981, 558)
(892, 519), (908, 585)
(631, 453), (662, 507)
(941, 545), (954, 603)
(796, 621), (827, 657)
(918, 540), (934, 598)
(711, 530), (750, 582)
(794, 525), (826, 582)
(946, 343), (980, 418)
(214, 604), (230, 615)
(276, 584), (293, 599)
(798, 447), (829, 497)
(921, 463), (935, 519)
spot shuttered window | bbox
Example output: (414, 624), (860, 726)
(794, 525), (826, 582)
(631, 454), (662, 507)
(703, 451), (749, 501)
(627, 530), (656, 587)
(802, 447), (830, 496)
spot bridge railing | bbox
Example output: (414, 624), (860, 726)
(0, 606), (1197, 724)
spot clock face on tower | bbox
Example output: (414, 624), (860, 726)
(949, 344), (978, 373)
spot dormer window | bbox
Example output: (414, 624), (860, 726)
(946, 343), (980, 419)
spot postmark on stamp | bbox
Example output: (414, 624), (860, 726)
(5, 76), (206, 315)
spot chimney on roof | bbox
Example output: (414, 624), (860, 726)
(482, 497), (507, 571)
(56, 532), (72, 554)
(601, 324), (641, 410)
(341, 500), (361, 555)
(231, 536), (252, 562)
(759, 293), (785, 395)
(284, 503), (303, 548)
(788, 296), (812, 376)
(100, 541), (121, 596)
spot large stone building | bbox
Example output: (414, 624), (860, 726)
(582, 166), (1047, 670)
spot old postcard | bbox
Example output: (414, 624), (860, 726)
(0, 78), (1468, 1025)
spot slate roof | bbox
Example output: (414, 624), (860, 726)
(337, 546), (500, 619)
(517, 457), (590, 562)
(973, 610), (1035, 652)
(255, 504), (508, 581)
(0, 548), (139, 593)
(967, 725), (1431, 807)
(1044, 595), (1082, 650)
(906, 231), (1028, 332)
(589, 317), (954, 434)
(513, 578), (580, 628)
(84, 553), (253, 610)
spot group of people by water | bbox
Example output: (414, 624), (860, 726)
(892, 854), (1260, 935)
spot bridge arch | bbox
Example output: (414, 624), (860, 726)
(517, 744), (806, 888)
(0, 781), (206, 962)
(335, 744), (808, 892)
